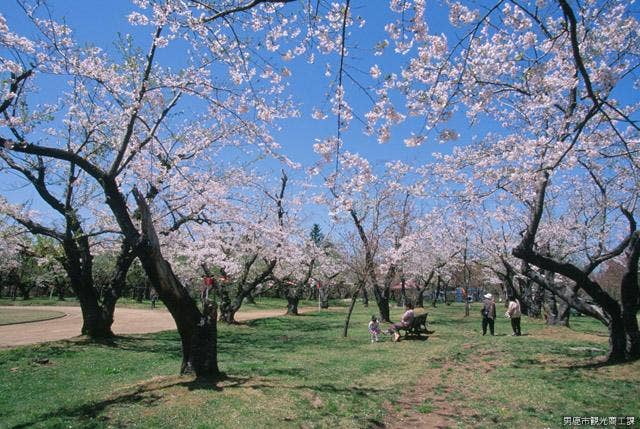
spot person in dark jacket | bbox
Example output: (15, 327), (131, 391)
(481, 293), (496, 336)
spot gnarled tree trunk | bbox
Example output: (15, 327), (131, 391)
(513, 173), (640, 363)
(286, 295), (299, 315)
(62, 235), (115, 338)
(319, 284), (330, 309)
(373, 285), (391, 322)
(132, 188), (220, 377)
(544, 289), (571, 327)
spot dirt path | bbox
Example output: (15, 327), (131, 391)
(382, 342), (501, 429)
(382, 363), (458, 429)
(0, 306), (318, 348)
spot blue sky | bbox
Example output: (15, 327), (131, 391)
(0, 0), (471, 161)
(2, 0), (474, 231)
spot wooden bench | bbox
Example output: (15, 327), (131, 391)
(397, 313), (433, 339)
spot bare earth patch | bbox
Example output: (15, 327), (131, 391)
(383, 363), (457, 429)
(383, 343), (501, 428)
(0, 305), (318, 348)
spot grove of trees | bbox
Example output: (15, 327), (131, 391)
(1, 0), (638, 376)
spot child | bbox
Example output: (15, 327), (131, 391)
(368, 315), (382, 343)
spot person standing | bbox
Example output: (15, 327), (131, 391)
(481, 293), (496, 336)
(506, 296), (522, 336)
(150, 288), (158, 309)
(368, 315), (382, 343)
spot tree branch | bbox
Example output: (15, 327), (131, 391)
(200, 0), (296, 23)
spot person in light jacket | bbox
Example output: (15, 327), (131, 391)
(387, 303), (415, 342)
(506, 296), (522, 336)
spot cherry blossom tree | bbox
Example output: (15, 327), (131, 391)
(312, 155), (419, 322)
(164, 170), (291, 323)
(0, 154), (135, 336)
(2, 0), (639, 369)
(0, 0), (307, 376)
(0, 219), (26, 297)
(374, 0), (640, 362)
(398, 210), (467, 308)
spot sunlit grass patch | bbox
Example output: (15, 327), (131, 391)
(0, 301), (637, 428)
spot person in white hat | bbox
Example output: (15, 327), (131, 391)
(481, 293), (496, 335)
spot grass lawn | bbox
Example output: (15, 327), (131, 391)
(0, 296), (340, 311)
(0, 297), (168, 310)
(0, 302), (638, 428)
(0, 307), (65, 325)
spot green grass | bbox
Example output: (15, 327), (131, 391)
(0, 296), (347, 311)
(0, 297), (167, 310)
(0, 307), (65, 325)
(0, 302), (638, 428)
(416, 399), (434, 414)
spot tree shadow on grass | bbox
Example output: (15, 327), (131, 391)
(8, 373), (229, 429)
(9, 382), (166, 429)
(510, 349), (612, 373)
(9, 373), (388, 429)
(398, 335), (431, 342)
(57, 314), (344, 361)
(69, 333), (183, 358)
(197, 373), (390, 397)
(565, 358), (620, 370)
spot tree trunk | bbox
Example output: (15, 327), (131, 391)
(18, 283), (31, 300)
(432, 276), (441, 308)
(530, 277), (544, 317)
(55, 278), (66, 301)
(98, 243), (136, 336)
(605, 310), (640, 362)
(416, 288), (425, 308)
(544, 289), (570, 327)
(416, 275), (433, 309)
(137, 246), (219, 377)
(620, 246), (640, 360)
(286, 295), (299, 315)
(218, 289), (237, 324)
(130, 188), (219, 378)
(343, 282), (364, 337)
(319, 285), (329, 309)
(623, 311), (640, 359)
(373, 285), (391, 322)
(71, 269), (112, 338)
(77, 295), (113, 337)
(361, 286), (368, 307)
(62, 237), (115, 338)
(219, 308), (235, 324)
(607, 316), (628, 363)
(188, 301), (219, 376)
